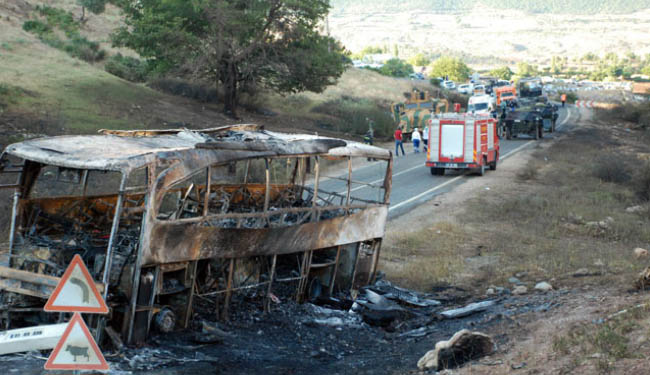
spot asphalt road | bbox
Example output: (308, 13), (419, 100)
(319, 105), (575, 218)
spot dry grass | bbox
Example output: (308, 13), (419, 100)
(264, 68), (439, 118)
(551, 303), (650, 374)
(460, 128), (650, 287)
(380, 221), (469, 290)
(383, 124), (650, 293)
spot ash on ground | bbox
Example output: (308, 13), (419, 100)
(2, 279), (567, 375)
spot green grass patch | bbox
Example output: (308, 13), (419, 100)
(34, 5), (79, 36)
(105, 53), (149, 83)
(0, 46), (161, 133)
(22, 6), (105, 63)
(0, 83), (26, 111)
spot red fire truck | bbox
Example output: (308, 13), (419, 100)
(425, 114), (500, 176)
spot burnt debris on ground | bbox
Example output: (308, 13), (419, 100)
(0, 276), (567, 374)
(116, 281), (564, 373)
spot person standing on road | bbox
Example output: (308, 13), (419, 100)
(422, 125), (429, 152)
(412, 127), (421, 153)
(561, 93), (567, 107)
(394, 127), (405, 156)
(363, 118), (374, 145)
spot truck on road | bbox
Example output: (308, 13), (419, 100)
(499, 102), (544, 140)
(468, 94), (495, 115)
(391, 90), (449, 140)
(518, 77), (545, 102)
(495, 86), (517, 107)
(425, 114), (500, 176)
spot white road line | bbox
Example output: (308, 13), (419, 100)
(558, 106), (572, 129)
(500, 140), (535, 160)
(348, 163), (422, 193)
(355, 106), (575, 195)
(388, 106), (573, 212)
(389, 174), (465, 211)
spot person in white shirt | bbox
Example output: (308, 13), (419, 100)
(422, 125), (429, 152)
(412, 127), (422, 153)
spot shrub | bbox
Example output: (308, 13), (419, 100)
(592, 155), (632, 183)
(65, 35), (105, 62)
(35, 5), (79, 35)
(105, 54), (149, 82)
(22, 6), (104, 63)
(378, 58), (414, 78)
(311, 97), (395, 138)
(150, 78), (218, 102)
(0, 83), (9, 97)
(617, 103), (650, 128)
(636, 163), (650, 201)
(22, 20), (51, 34)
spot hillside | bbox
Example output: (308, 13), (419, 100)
(328, 2), (650, 68)
(0, 0), (440, 147)
(330, 0), (650, 15)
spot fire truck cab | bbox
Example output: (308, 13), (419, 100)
(425, 114), (500, 176)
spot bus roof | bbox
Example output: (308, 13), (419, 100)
(4, 125), (391, 173)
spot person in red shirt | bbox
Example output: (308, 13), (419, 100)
(394, 127), (405, 156)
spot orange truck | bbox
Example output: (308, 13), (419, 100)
(425, 113), (500, 176)
(495, 86), (517, 106)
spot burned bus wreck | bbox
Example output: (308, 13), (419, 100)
(0, 124), (392, 345)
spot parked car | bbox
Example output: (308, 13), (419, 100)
(409, 72), (425, 80)
(443, 80), (456, 90)
(457, 83), (473, 95)
(495, 80), (510, 87)
(473, 84), (486, 95)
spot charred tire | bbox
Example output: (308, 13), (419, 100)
(153, 307), (176, 333)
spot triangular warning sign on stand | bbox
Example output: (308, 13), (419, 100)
(44, 254), (109, 314)
(44, 312), (109, 371)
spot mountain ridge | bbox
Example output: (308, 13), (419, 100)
(330, 0), (650, 15)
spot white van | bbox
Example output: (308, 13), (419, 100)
(468, 94), (494, 114)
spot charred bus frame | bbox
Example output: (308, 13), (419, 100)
(0, 125), (392, 344)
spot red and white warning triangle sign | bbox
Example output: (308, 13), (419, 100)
(44, 254), (109, 314)
(44, 312), (109, 370)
